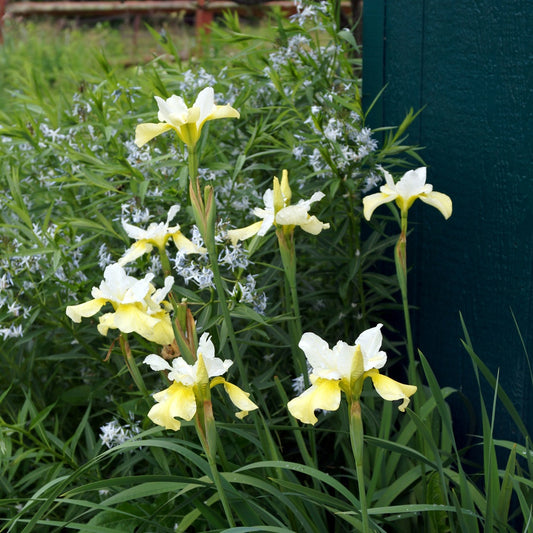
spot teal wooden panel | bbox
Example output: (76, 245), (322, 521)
(363, 0), (533, 439)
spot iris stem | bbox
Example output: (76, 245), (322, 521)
(395, 212), (421, 409)
(276, 228), (306, 380)
(195, 413), (236, 527)
(349, 400), (370, 533)
(119, 334), (150, 401)
(187, 148), (248, 388)
(276, 228), (318, 467)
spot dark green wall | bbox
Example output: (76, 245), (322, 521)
(363, 0), (532, 440)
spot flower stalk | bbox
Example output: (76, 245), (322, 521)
(276, 227), (306, 380)
(394, 211), (416, 383)
(189, 174), (249, 386)
(349, 399), (370, 533)
(119, 334), (148, 397)
(194, 399), (236, 527)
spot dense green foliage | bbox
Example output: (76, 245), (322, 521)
(0, 4), (531, 532)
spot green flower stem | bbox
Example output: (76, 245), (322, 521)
(276, 228), (306, 381)
(119, 333), (149, 399)
(276, 229), (318, 466)
(187, 154), (248, 387)
(195, 405), (236, 527)
(395, 212), (416, 385)
(188, 146), (199, 185)
(394, 212), (423, 413)
(157, 246), (196, 364)
(206, 241), (249, 386)
(158, 245), (173, 277)
(349, 400), (370, 533)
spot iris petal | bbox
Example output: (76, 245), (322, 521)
(299, 216), (330, 235)
(218, 379), (258, 419)
(118, 241), (153, 266)
(362, 192), (395, 221)
(287, 378), (341, 425)
(419, 191), (453, 219)
(172, 233), (206, 253)
(148, 382), (196, 431)
(66, 298), (106, 322)
(227, 221), (263, 245)
(366, 369), (417, 411)
(135, 123), (173, 147)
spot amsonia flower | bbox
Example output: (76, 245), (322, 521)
(288, 325), (417, 424)
(144, 333), (258, 430)
(227, 170), (329, 244)
(363, 167), (452, 220)
(118, 205), (205, 266)
(135, 87), (240, 148)
(66, 263), (174, 345)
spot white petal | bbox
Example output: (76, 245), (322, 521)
(166, 205), (181, 224)
(152, 276), (174, 304)
(144, 353), (173, 372)
(331, 340), (358, 378)
(194, 87), (215, 124)
(156, 94), (187, 124)
(122, 274), (155, 304)
(168, 358), (196, 386)
(298, 332), (340, 378)
(276, 204), (309, 226)
(356, 324), (387, 371)
(198, 333), (215, 359)
(122, 220), (148, 240)
(396, 167), (428, 198)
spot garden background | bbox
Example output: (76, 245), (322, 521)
(0, 0), (532, 530)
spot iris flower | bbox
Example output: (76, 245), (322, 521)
(118, 205), (205, 266)
(363, 167), (452, 220)
(288, 325), (417, 425)
(227, 170), (330, 245)
(66, 263), (174, 345)
(135, 87), (240, 149)
(144, 333), (258, 430)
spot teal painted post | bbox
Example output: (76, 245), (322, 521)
(363, 0), (533, 439)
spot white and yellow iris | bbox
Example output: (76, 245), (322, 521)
(135, 87), (240, 149)
(144, 333), (258, 431)
(288, 325), (417, 425)
(227, 170), (330, 245)
(66, 263), (174, 345)
(118, 205), (205, 266)
(363, 167), (452, 220)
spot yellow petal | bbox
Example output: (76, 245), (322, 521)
(206, 104), (240, 121)
(222, 380), (258, 419)
(227, 221), (263, 245)
(419, 191), (453, 219)
(280, 169), (292, 204)
(148, 313), (175, 346)
(366, 369), (417, 411)
(272, 176), (284, 213)
(97, 304), (174, 345)
(117, 241), (153, 266)
(66, 298), (106, 322)
(362, 192), (395, 220)
(135, 123), (173, 147)
(299, 215), (330, 235)
(148, 382), (197, 431)
(172, 232), (206, 254)
(287, 378), (341, 425)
